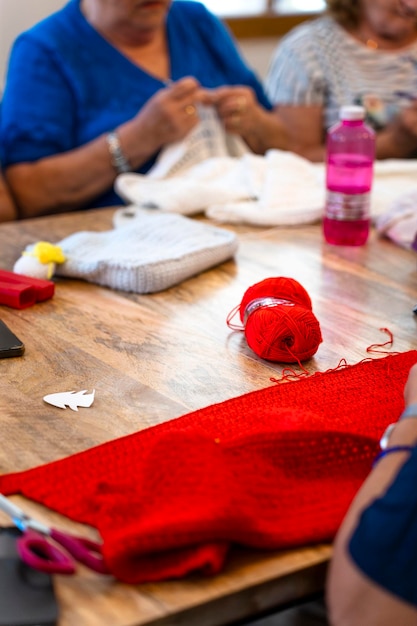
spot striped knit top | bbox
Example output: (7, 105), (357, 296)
(265, 16), (417, 132)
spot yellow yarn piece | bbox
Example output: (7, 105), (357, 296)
(26, 242), (66, 265)
(33, 242), (66, 265)
(20, 242), (66, 280)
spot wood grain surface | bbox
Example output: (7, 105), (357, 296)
(0, 208), (416, 625)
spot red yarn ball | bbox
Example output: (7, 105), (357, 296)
(239, 277), (322, 363)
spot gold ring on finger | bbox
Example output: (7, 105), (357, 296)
(184, 104), (196, 116)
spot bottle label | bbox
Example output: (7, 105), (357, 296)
(325, 191), (370, 221)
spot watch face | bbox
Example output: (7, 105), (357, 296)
(380, 423), (396, 450)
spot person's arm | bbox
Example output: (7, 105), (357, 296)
(272, 104), (325, 162)
(3, 77), (206, 218)
(0, 172), (17, 222)
(375, 101), (417, 159)
(272, 99), (417, 162)
(327, 364), (417, 626)
(264, 28), (328, 162)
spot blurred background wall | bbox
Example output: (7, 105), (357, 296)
(0, 0), (66, 88)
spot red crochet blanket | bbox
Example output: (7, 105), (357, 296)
(1, 350), (416, 583)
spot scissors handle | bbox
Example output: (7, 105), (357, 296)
(50, 529), (109, 574)
(17, 530), (76, 575)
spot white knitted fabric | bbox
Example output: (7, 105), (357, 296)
(375, 187), (417, 248)
(115, 106), (417, 226)
(115, 156), (258, 216)
(371, 159), (417, 218)
(116, 151), (325, 225)
(54, 208), (238, 293)
(206, 151), (325, 226)
(115, 105), (252, 216)
(147, 104), (249, 179)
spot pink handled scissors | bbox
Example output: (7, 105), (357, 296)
(0, 494), (108, 575)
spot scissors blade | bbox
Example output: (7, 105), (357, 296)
(0, 493), (28, 524)
(0, 494), (51, 535)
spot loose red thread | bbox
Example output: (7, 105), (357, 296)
(270, 365), (310, 383)
(271, 329), (399, 384)
(366, 327), (398, 355)
(226, 304), (243, 331)
(226, 276), (323, 363)
(271, 357), (350, 384)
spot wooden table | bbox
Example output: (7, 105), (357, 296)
(0, 208), (416, 626)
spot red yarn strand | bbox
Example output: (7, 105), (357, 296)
(366, 328), (396, 355)
(226, 304), (244, 331)
(270, 364), (311, 383)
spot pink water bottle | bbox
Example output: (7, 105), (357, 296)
(323, 105), (375, 246)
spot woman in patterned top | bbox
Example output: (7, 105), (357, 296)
(265, 0), (417, 161)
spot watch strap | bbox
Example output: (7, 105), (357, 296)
(380, 403), (417, 449)
(400, 403), (417, 419)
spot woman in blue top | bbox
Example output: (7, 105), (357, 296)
(0, 0), (287, 217)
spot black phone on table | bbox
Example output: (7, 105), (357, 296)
(0, 319), (24, 358)
(0, 526), (58, 626)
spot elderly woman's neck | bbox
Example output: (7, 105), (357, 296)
(349, 21), (417, 50)
(80, 0), (170, 79)
(80, 0), (164, 47)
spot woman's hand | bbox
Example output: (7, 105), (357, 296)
(207, 85), (259, 135)
(207, 85), (288, 154)
(127, 76), (207, 157)
(400, 100), (417, 135)
(377, 101), (417, 158)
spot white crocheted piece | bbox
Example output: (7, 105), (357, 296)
(116, 151), (326, 225)
(147, 104), (249, 179)
(115, 104), (417, 227)
(375, 186), (417, 248)
(206, 151), (325, 226)
(55, 209), (238, 293)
